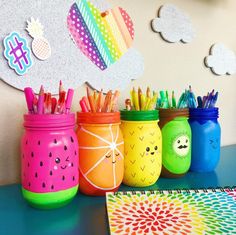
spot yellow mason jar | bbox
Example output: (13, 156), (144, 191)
(120, 110), (162, 187)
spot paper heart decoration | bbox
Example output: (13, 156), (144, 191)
(67, 0), (134, 70)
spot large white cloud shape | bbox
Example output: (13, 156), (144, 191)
(151, 4), (195, 43)
(0, 0), (144, 93)
(205, 43), (236, 76)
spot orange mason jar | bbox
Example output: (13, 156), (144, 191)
(76, 112), (124, 196)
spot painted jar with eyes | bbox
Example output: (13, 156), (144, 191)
(189, 108), (221, 172)
(77, 112), (124, 196)
(159, 109), (191, 178)
(120, 110), (162, 187)
(21, 114), (79, 209)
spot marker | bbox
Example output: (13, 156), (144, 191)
(65, 89), (74, 114)
(24, 87), (34, 113)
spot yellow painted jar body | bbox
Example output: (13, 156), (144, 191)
(120, 110), (162, 187)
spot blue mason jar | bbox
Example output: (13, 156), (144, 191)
(189, 108), (221, 172)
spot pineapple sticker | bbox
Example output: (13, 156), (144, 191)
(26, 17), (51, 61)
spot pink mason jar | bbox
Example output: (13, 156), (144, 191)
(21, 114), (79, 209)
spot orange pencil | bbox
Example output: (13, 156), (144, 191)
(102, 90), (112, 112)
(110, 90), (120, 112)
(96, 89), (103, 112)
(146, 87), (151, 98)
(138, 87), (142, 110)
(87, 87), (96, 112)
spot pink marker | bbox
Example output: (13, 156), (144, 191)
(37, 85), (44, 114)
(24, 87), (34, 114)
(65, 89), (74, 114)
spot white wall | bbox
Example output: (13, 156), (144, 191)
(0, 0), (236, 184)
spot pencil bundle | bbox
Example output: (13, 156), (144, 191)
(125, 87), (158, 111)
(79, 87), (120, 113)
(24, 81), (74, 114)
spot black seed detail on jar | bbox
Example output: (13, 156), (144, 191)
(38, 141), (40, 145)
(64, 146), (67, 151)
(35, 172), (38, 178)
(26, 140), (28, 145)
(71, 137), (74, 143)
(40, 161), (43, 167)
(73, 176), (75, 181)
(31, 152), (34, 157)
(42, 183), (46, 188)
(54, 139), (57, 144)
(27, 162), (30, 167)
(22, 154), (24, 159)
(28, 182), (31, 187)
(75, 151), (77, 155)
(71, 163), (74, 167)
(51, 185), (54, 190)
(49, 152), (52, 157)
(62, 175), (65, 181)
(50, 171), (53, 176)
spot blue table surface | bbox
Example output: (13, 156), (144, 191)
(1, 145), (236, 235)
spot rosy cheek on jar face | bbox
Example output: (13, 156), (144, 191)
(105, 158), (109, 164)
(146, 152), (149, 156)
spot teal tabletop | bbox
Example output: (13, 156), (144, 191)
(1, 145), (236, 235)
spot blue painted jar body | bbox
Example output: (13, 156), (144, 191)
(189, 108), (221, 172)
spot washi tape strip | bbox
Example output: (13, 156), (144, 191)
(67, 0), (135, 70)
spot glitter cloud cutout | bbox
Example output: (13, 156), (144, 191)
(151, 4), (195, 43)
(205, 43), (236, 76)
(0, 0), (144, 93)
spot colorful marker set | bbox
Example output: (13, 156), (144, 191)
(79, 87), (120, 113)
(24, 81), (74, 114)
(156, 86), (218, 109)
(125, 87), (158, 111)
(197, 89), (218, 108)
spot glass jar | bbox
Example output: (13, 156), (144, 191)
(77, 112), (124, 196)
(21, 114), (79, 209)
(120, 110), (162, 187)
(159, 108), (191, 178)
(189, 108), (221, 172)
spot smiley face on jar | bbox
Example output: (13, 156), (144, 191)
(173, 134), (190, 157)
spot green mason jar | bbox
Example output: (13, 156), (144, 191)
(158, 108), (191, 178)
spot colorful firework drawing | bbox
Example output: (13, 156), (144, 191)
(106, 188), (236, 235)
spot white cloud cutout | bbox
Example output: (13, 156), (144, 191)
(0, 0), (144, 93)
(205, 43), (236, 76)
(151, 4), (195, 43)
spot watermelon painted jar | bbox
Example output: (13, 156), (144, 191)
(21, 114), (79, 209)
(120, 110), (162, 187)
(159, 109), (191, 178)
(77, 112), (124, 196)
(189, 108), (221, 172)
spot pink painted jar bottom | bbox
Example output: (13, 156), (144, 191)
(21, 114), (79, 209)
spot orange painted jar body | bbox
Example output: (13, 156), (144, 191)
(76, 112), (124, 196)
